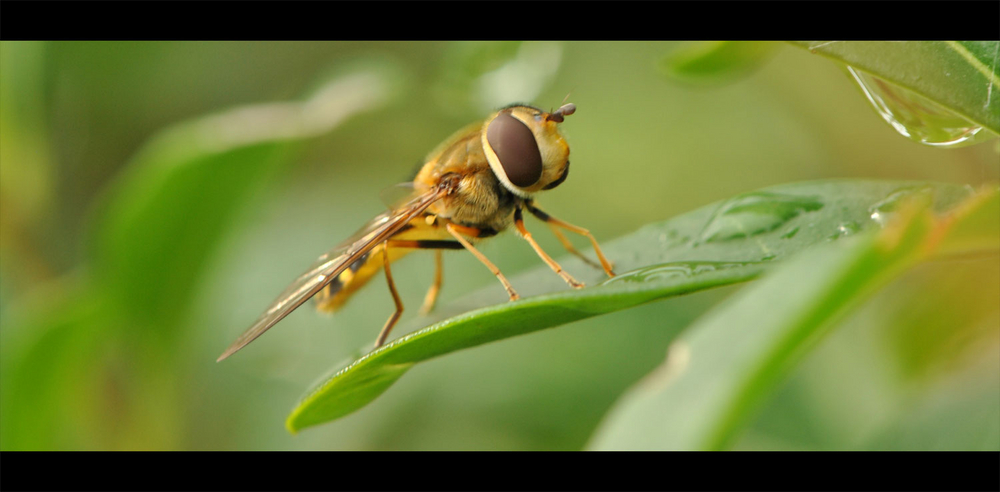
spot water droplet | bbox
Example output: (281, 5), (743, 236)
(780, 226), (800, 239)
(697, 192), (823, 243)
(827, 220), (861, 240)
(868, 186), (935, 227)
(654, 228), (691, 249)
(847, 66), (997, 148)
(601, 260), (762, 285)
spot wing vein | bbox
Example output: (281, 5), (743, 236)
(217, 187), (447, 361)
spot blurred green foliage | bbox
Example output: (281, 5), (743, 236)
(591, 188), (998, 450)
(660, 41), (779, 85)
(1, 41), (997, 450)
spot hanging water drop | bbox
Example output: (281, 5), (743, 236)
(847, 66), (997, 148)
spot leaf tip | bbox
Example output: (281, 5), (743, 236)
(285, 414), (301, 435)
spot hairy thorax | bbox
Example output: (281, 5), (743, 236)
(416, 132), (520, 235)
(440, 169), (517, 233)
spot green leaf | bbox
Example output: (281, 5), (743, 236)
(286, 180), (974, 432)
(90, 69), (395, 331)
(790, 41), (1000, 137)
(587, 186), (998, 450)
(0, 284), (111, 450)
(0, 282), (188, 450)
(661, 41), (780, 84)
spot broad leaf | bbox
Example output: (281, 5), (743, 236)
(287, 180), (974, 432)
(791, 41), (1000, 137)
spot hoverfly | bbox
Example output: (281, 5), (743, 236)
(217, 102), (615, 362)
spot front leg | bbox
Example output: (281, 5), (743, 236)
(513, 206), (584, 288)
(523, 200), (616, 277)
(445, 223), (520, 301)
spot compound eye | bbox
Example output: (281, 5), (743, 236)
(486, 112), (543, 188)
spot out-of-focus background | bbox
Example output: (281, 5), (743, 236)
(1, 41), (997, 450)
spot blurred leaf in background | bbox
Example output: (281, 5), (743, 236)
(661, 41), (780, 85)
(91, 65), (397, 333)
(0, 41), (996, 451)
(1, 43), (402, 449)
(0, 42), (55, 300)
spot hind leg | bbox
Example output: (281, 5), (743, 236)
(374, 242), (403, 348)
(420, 250), (444, 314)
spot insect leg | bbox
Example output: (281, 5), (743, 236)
(523, 200), (616, 277)
(514, 206), (584, 288)
(421, 250), (443, 315)
(547, 225), (605, 271)
(383, 240), (461, 314)
(375, 241), (404, 348)
(446, 223), (520, 301)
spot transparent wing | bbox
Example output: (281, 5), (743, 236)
(379, 182), (418, 210)
(217, 186), (446, 361)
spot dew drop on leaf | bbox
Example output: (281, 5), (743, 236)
(780, 226), (800, 239)
(698, 192), (824, 243)
(826, 220), (861, 240)
(602, 260), (764, 285)
(868, 186), (935, 227)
